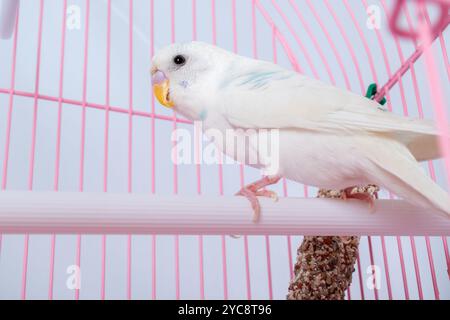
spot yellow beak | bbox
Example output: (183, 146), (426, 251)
(152, 69), (174, 108)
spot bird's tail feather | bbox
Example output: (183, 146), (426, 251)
(405, 131), (450, 162)
(362, 138), (450, 217)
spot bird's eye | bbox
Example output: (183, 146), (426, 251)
(173, 55), (186, 66)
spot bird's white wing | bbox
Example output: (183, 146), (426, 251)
(217, 61), (444, 161)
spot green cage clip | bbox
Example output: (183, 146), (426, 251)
(365, 83), (387, 106)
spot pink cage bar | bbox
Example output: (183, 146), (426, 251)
(0, 0), (449, 300)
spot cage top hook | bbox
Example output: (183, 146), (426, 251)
(389, 0), (450, 40)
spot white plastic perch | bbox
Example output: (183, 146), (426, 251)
(0, 191), (448, 235)
(0, 0), (19, 39)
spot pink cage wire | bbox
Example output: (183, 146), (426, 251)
(0, 0), (449, 300)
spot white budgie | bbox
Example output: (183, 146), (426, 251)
(151, 41), (450, 221)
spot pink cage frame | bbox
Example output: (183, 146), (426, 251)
(0, 0), (449, 300)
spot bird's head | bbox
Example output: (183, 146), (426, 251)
(151, 41), (231, 119)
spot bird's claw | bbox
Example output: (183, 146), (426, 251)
(236, 187), (279, 222)
(256, 190), (279, 202)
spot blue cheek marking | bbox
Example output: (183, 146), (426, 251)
(199, 109), (208, 120)
(179, 80), (189, 88)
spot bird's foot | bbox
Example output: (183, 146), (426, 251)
(236, 176), (282, 222)
(341, 186), (378, 213)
